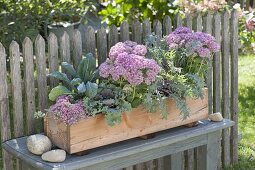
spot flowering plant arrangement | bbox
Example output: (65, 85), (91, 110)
(45, 27), (219, 126)
(165, 27), (220, 79)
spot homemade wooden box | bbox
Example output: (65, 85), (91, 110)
(44, 89), (208, 154)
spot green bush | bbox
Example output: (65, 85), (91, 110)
(99, 0), (181, 26)
(0, 0), (100, 47)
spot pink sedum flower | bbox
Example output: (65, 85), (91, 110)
(49, 95), (88, 125)
(165, 27), (220, 58)
(99, 41), (160, 86)
(133, 45), (147, 56)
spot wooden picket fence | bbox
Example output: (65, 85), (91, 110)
(0, 10), (238, 170)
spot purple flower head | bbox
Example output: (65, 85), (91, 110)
(109, 42), (126, 61)
(99, 41), (160, 86)
(124, 40), (138, 48)
(99, 62), (112, 78)
(165, 34), (181, 45)
(196, 47), (211, 57)
(172, 27), (193, 34)
(49, 95), (88, 125)
(165, 27), (220, 58)
(133, 45), (147, 56)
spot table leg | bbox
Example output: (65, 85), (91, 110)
(207, 130), (221, 170)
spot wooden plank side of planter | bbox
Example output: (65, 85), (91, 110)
(45, 89), (208, 154)
(44, 114), (69, 152)
(70, 107), (207, 155)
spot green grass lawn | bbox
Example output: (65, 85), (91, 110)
(225, 54), (255, 170)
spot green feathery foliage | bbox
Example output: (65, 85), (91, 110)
(146, 34), (206, 119)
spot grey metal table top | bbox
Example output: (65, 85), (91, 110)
(2, 119), (234, 170)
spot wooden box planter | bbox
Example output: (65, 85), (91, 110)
(44, 88), (208, 154)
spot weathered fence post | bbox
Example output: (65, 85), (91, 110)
(120, 21), (130, 42)
(48, 33), (59, 88)
(221, 10), (231, 168)
(97, 27), (108, 65)
(0, 43), (12, 170)
(35, 35), (48, 132)
(230, 9), (239, 165)
(23, 37), (36, 135)
(72, 30), (82, 69)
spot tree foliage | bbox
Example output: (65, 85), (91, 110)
(0, 0), (100, 47)
(99, 0), (181, 26)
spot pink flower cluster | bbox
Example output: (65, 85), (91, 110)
(181, 0), (227, 14)
(99, 41), (160, 85)
(165, 27), (220, 58)
(49, 95), (88, 125)
(246, 15), (255, 32)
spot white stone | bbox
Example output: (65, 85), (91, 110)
(209, 112), (223, 122)
(41, 149), (66, 162)
(27, 134), (52, 155)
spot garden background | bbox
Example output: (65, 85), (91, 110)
(0, 0), (255, 169)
